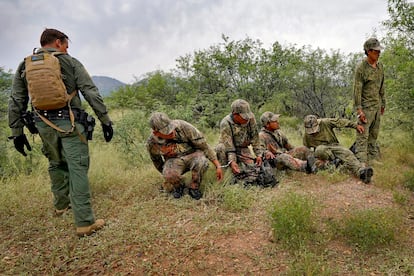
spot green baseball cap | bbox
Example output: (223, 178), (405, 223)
(363, 38), (383, 51)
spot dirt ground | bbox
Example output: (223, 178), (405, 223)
(113, 174), (414, 275)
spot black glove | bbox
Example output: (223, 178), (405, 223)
(102, 122), (113, 142)
(9, 134), (32, 156)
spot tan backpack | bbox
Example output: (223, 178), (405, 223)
(25, 51), (77, 134)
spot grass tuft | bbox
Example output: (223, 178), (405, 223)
(269, 192), (318, 249)
(339, 207), (404, 251)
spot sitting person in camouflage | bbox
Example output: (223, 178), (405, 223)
(147, 112), (223, 200)
(215, 99), (265, 180)
(303, 115), (373, 184)
(259, 112), (316, 174)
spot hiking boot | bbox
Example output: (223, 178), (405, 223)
(76, 219), (105, 237)
(305, 155), (317, 174)
(188, 188), (203, 200)
(172, 186), (184, 199)
(54, 205), (71, 217)
(359, 167), (374, 184)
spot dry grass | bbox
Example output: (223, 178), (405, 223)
(1, 124), (414, 275)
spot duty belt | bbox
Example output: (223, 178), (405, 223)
(34, 108), (80, 121)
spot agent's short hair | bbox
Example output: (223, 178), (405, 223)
(40, 28), (68, 46)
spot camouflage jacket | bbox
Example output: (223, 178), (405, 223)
(303, 118), (358, 148)
(217, 114), (264, 163)
(9, 48), (111, 136)
(259, 128), (294, 155)
(353, 59), (385, 111)
(146, 119), (217, 173)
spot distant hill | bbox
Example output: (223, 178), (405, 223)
(92, 76), (126, 97)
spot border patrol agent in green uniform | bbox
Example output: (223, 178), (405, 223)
(353, 37), (385, 165)
(8, 28), (113, 237)
(303, 115), (373, 184)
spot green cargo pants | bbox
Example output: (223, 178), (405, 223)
(314, 144), (364, 176)
(36, 119), (96, 227)
(355, 107), (381, 164)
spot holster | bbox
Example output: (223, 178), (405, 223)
(78, 110), (96, 140)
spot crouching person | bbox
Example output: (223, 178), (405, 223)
(146, 112), (223, 200)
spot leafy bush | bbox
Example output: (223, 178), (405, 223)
(112, 110), (151, 167)
(339, 208), (403, 251)
(269, 192), (317, 249)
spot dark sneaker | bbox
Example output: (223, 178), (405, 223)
(76, 219), (105, 237)
(172, 186), (184, 199)
(359, 167), (374, 184)
(188, 188), (203, 200)
(305, 155), (317, 174)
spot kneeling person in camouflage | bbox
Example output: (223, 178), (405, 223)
(147, 112), (223, 199)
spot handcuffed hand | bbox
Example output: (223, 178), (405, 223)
(9, 134), (31, 156)
(102, 121), (113, 142)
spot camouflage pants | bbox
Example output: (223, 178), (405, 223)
(314, 144), (364, 176)
(272, 153), (306, 171)
(355, 107), (381, 164)
(36, 119), (96, 227)
(162, 151), (209, 192)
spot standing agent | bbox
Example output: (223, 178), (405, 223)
(8, 28), (113, 237)
(147, 112), (223, 200)
(353, 37), (385, 165)
(303, 115), (373, 184)
(215, 99), (264, 176)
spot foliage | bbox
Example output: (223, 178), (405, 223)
(339, 208), (403, 251)
(381, 0), (414, 134)
(269, 192), (317, 249)
(111, 109), (151, 167)
(0, 67), (13, 177)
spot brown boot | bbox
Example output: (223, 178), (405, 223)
(76, 219), (105, 237)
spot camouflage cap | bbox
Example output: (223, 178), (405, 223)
(149, 112), (175, 135)
(260, 111), (280, 125)
(363, 38), (383, 51)
(304, 115), (320, 134)
(231, 99), (253, 120)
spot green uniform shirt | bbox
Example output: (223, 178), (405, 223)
(146, 119), (218, 173)
(303, 118), (358, 148)
(9, 48), (111, 136)
(353, 59), (385, 110)
(218, 114), (264, 163)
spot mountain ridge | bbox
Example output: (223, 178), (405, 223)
(92, 75), (125, 97)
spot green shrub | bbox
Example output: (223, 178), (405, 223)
(112, 110), (151, 166)
(340, 208), (403, 251)
(269, 192), (317, 249)
(403, 170), (414, 192)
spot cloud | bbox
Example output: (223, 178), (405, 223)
(0, 0), (388, 83)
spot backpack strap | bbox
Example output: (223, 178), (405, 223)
(33, 90), (78, 134)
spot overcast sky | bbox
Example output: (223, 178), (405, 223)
(0, 0), (389, 84)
